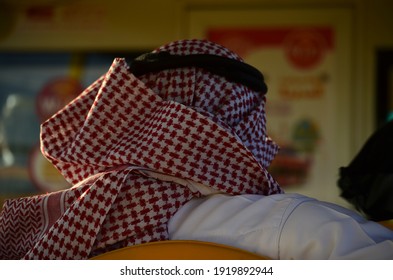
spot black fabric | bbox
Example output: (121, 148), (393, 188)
(127, 52), (268, 93)
(338, 120), (393, 221)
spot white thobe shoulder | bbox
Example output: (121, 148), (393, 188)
(168, 193), (393, 259)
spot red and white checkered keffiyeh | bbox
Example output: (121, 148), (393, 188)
(0, 39), (281, 259)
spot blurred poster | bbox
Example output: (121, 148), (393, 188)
(187, 7), (352, 204)
(208, 27), (334, 189)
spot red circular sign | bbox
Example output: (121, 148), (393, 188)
(284, 30), (327, 70)
(36, 77), (83, 122)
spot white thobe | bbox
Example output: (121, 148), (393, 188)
(168, 193), (393, 259)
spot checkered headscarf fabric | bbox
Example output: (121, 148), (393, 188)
(0, 39), (281, 259)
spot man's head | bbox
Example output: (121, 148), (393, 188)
(41, 39), (281, 194)
(129, 40), (266, 127)
(128, 39), (277, 170)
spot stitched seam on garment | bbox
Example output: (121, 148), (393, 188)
(276, 196), (316, 259)
(221, 195), (296, 259)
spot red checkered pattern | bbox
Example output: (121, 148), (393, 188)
(0, 39), (281, 259)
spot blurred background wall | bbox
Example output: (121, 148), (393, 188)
(0, 0), (392, 208)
